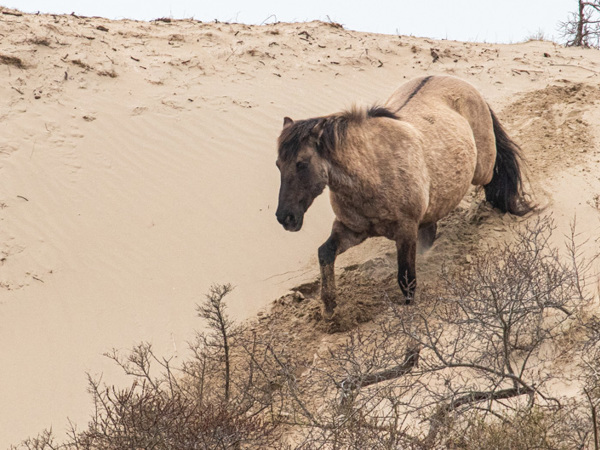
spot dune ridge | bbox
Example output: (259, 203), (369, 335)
(1, 7), (600, 446)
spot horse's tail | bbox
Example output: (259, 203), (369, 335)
(484, 107), (533, 216)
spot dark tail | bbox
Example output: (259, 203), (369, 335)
(484, 107), (533, 216)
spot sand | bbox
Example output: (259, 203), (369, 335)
(1, 7), (600, 447)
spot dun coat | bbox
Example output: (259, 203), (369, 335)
(275, 75), (532, 318)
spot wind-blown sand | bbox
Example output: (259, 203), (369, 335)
(1, 7), (600, 446)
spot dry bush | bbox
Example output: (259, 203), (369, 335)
(12, 285), (281, 449)
(11, 217), (599, 449)
(9, 429), (65, 450)
(525, 28), (548, 42)
(269, 216), (595, 448)
(74, 363), (276, 449)
(449, 407), (576, 450)
(580, 315), (600, 450)
(560, 0), (600, 48)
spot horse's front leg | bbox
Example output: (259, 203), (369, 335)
(396, 224), (419, 304)
(318, 220), (367, 319)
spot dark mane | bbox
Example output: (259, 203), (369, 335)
(367, 105), (399, 119)
(278, 117), (327, 161)
(278, 106), (398, 161)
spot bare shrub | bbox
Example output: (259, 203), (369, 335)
(42, 342), (275, 449)
(271, 216), (593, 448)
(9, 429), (65, 450)
(451, 407), (576, 450)
(525, 28), (547, 42)
(560, 0), (600, 48)
(11, 218), (598, 448)
(580, 315), (600, 450)
(11, 285), (280, 449)
(196, 283), (237, 401)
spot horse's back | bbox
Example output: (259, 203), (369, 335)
(384, 76), (497, 223)
(386, 76), (496, 187)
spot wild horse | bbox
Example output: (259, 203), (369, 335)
(275, 75), (532, 319)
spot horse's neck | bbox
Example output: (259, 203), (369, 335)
(326, 151), (375, 195)
(327, 161), (356, 193)
(325, 121), (394, 194)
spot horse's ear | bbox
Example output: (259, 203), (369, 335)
(283, 117), (294, 129)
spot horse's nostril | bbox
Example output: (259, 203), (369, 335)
(284, 214), (295, 225)
(276, 211), (294, 226)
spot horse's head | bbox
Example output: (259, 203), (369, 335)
(275, 116), (330, 232)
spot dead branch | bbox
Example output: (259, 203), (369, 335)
(427, 386), (535, 443)
(337, 345), (420, 392)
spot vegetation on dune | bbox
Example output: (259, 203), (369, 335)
(11, 217), (600, 449)
(4, 3), (600, 449)
(561, 0), (600, 48)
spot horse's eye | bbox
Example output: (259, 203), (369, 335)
(296, 161), (308, 171)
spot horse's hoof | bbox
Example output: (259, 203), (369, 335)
(321, 306), (336, 321)
(321, 311), (345, 334)
(326, 319), (342, 334)
(321, 297), (337, 319)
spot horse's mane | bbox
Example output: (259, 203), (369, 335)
(278, 105), (398, 161)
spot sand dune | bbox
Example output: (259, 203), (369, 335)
(1, 7), (600, 446)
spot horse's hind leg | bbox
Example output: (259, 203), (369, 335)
(417, 222), (437, 253)
(318, 220), (367, 319)
(396, 225), (419, 304)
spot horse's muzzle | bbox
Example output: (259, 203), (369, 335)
(276, 210), (304, 232)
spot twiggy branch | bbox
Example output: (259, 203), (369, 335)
(585, 388), (600, 450)
(336, 345), (420, 392)
(427, 386), (535, 443)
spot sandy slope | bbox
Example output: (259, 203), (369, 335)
(1, 7), (600, 446)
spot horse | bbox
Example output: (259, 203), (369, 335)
(275, 75), (532, 319)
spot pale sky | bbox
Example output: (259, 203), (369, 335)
(5, 0), (574, 44)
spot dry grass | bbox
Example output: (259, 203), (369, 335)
(27, 37), (51, 46)
(524, 28), (549, 42)
(70, 59), (92, 70)
(0, 54), (26, 69)
(97, 69), (118, 78)
(588, 193), (600, 210)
